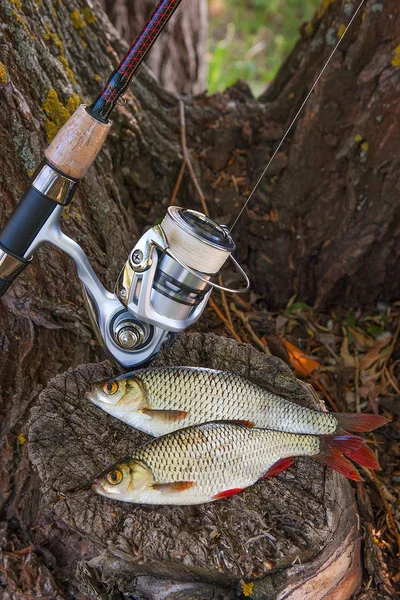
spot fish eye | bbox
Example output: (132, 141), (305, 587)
(103, 381), (119, 395)
(106, 469), (123, 485)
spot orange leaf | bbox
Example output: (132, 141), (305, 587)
(283, 340), (320, 377)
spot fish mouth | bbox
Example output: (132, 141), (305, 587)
(85, 389), (99, 404)
(91, 479), (106, 495)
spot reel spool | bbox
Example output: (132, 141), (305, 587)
(161, 207), (235, 275)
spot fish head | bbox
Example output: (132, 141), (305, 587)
(85, 376), (145, 414)
(92, 459), (153, 501)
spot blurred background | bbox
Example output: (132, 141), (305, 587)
(102, 0), (316, 97)
(208, 0), (315, 96)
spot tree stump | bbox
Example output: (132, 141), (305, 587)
(29, 333), (362, 599)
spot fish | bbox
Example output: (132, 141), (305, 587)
(92, 422), (378, 506)
(86, 366), (387, 438)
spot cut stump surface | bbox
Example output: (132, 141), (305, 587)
(29, 333), (361, 599)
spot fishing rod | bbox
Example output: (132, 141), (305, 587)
(0, 0), (248, 370)
(0, 0), (366, 370)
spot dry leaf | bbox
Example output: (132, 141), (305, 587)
(349, 327), (375, 351)
(340, 336), (356, 368)
(359, 335), (392, 371)
(276, 314), (289, 333)
(283, 340), (320, 377)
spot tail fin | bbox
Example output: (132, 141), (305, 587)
(336, 413), (389, 433)
(341, 440), (381, 470)
(317, 451), (363, 482)
(328, 434), (382, 470)
(316, 435), (364, 481)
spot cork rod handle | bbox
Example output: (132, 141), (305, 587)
(45, 105), (112, 180)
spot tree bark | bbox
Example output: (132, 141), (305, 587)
(0, 0), (398, 597)
(29, 333), (362, 599)
(101, 0), (208, 95)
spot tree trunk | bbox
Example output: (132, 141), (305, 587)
(0, 0), (398, 597)
(254, 1), (400, 309)
(29, 333), (362, 600)
(101, 0), (208, 95)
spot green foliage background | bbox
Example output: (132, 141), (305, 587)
(207, 0), (317, 96)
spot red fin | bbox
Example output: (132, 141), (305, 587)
(317, 450), (363, 482)
(342, 441), (381, 470)
(324, 434), (381, 469)
(230, 420), (255, 428)
(336, 413), (389, 433)
(212, 488), (243, 499)
(142, 408), (188, 422)
(326, 434), (365, 455)
(319, 434), (381, 473)
(317, 435), (364, 481)
(152, 481), (195, 492)
(261, 457), (294, 479)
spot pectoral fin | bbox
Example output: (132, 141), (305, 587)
(141, 408), (189, 422)
(152, 481), (195, 492)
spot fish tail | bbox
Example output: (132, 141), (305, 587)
(329, 434), (381, 470)
(316, 450), (362, 481)
(342, 441), (381, 471)
(335, 413), (389, 433)
(316, 434), (369, 481)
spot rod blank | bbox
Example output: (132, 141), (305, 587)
(89, 0), (184, 122)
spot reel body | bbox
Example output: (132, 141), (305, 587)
(109, 207), (248, 368)
(116, 208), (236, 331)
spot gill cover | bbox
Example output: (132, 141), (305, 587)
(93, 459), (153, 499)
(86, 376), (145, 410)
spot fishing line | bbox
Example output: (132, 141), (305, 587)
(229, 0), (367, 232)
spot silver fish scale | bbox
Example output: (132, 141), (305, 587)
(133, 423), (320, 498)
(135, 367), (338, 435)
